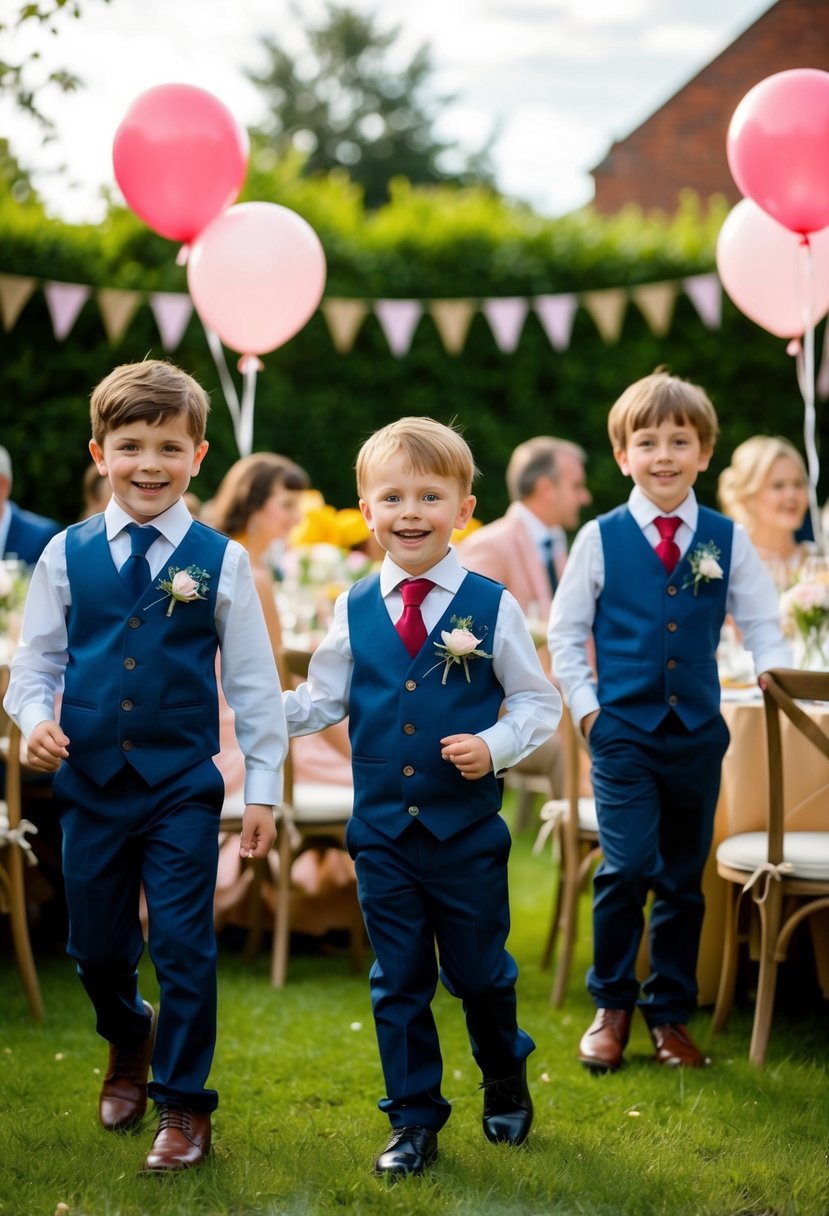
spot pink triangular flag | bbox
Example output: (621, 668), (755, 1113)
(684, 274), (721, 330)
(533, 295), (578, 351)
(482, 297), (529, 353)
(374, 300), (422, 357)
(149, 292), (194, 351)
(44, 281), (91, 340)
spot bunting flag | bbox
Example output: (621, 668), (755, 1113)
(0, 274), (36, 332)
(0, 268), (726, 358)
(428, 299), (476, 355)
(44, 281), (91, 340)
(482, 296), (530, 353)
(630, 282), (678, 336)
(581, 288), (628, 344)
(321, 298), (369, 353)
(97, 288), (142, 344)
(533, 294), (578, 351)
(373, 299), (423, 357)
(148, 292), (194, 351)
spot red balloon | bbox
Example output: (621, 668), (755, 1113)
(727, 69), (829, 236)
(187, 202), (327, 356)
(113, 84), (249, 243)
(716, 199), (829, 339)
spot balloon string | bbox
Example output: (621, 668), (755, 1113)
(202, 324), (244, 453)
(795, 239), (825, 554)
(239, 363), (258, 458)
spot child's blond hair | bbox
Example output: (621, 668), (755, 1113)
(607, 370), (719, 453)
(90, 360), (210, 446)
(356, 416), (478, 497)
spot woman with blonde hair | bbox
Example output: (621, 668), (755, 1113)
(718, 435), (813, 590)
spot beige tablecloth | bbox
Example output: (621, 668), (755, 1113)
(695, 692), (829, 1005)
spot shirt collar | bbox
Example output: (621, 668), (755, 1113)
(380, 546), (467, 597)
(511, 500), (565, 545)
(628, 485), (698, 533)
(104, 497), (194, 547)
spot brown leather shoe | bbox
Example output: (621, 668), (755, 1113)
(142, 1106), (212, 1172)
(649, 1023), (710, 1068)
(578, 1008), (632, 1073)
(99, 1001), (156, 1131)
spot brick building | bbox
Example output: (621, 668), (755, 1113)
(590, 0), (829, 214)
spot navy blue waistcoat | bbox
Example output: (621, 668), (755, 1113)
(594, 505), (732, 730)
(347, 571), (505, 841)
(62, 514), (229, 787)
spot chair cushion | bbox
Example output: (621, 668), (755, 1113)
(292, 782), (353, 823)
(716, 832), (829, 881)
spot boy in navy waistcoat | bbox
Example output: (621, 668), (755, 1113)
(284, 417), (560, 1177)
(549, 371), (790, 1073)
(4, 360), (287, 1172)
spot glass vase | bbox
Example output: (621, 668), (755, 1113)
(793, 621), (829, 672)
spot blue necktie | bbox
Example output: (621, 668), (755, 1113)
(541, 536), (559, 594)
(121, 523), (160, 601)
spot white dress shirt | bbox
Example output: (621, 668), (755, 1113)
(513, 501), (566, 572)
(548, 486), (793, 728)
(284, 547), (561, 776)
(5, 497), (287, 807)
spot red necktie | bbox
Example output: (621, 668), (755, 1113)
(395, 578), (434, 656)
(654, 516), (681, 574)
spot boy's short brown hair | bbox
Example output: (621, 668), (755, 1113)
(90, 359), (210, 445)
(607, 370), (719, 452)
(356, 416), (478, 497)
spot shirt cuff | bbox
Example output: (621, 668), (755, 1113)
(568, 685), (600, 733)
(19, 704), (57, 740)
(243, 768), (283, 809)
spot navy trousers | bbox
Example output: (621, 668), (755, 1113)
(54, 757), (224, 1112)
(347, 814), (534, 1131)
(587, 708), (730, 1024)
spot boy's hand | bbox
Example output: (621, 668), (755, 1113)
(240, 804), (277, 858)
(440, 734), (492, 780)
(26, 720), (69, 772)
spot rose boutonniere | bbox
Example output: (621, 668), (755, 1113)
(682, 541), (723, 596)
(426, 615), (492, 684)
(154, 566), (210, 616)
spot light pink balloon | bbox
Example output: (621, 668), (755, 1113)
(113, 84), (249, 243)
(727, 69), (829, 236)
(187, 202), (327, 356)
(716, 199), (829, 339)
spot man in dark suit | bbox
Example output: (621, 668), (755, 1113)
(0, 446), (61, 566)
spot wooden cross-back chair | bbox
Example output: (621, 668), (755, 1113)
(712, 668), (829, 1066)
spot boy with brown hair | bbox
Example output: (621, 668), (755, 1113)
(550, 370), (790, 1072)
(5, 359), (286, 1172)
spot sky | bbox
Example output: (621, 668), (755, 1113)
(1, 0), (775, 223)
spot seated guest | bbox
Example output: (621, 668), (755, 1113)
(718, 436), (813, 590)
(0, 445), (61, 565)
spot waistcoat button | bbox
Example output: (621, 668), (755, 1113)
(121, 699), (134, 711)
(667, 622), (678, 633)
(666, 659), (677, 670)
(403, 723), (415, 735)
(124, 657), (136, 670)
(668, 695), (679, 706)
(405, 679), (417, 691)
(667, 585), (678, 597)
(402, 765), (415, 777)
(408, 806), (419, 816)
(122, 740), (134, 751)
(128, 616), (141, 628)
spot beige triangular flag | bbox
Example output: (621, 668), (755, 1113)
(321, 298), (369, 354)
(631, 282), (678, 336)
(428, 299), (476, 355)
(97, 289), (143, 344)
(0, 273), (37, 331)
(581, 288), (628, 343)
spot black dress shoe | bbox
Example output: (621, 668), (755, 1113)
(373, 1126), (438, 1177)
(481, 1060), (533, 1145)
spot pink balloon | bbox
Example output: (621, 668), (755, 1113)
(113, 84), (249, 243)
(187, 202), (327, 356)
(727, 69), (829, 236)
(716, 199), (829, 339)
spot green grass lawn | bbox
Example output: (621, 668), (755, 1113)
(1, 805), (827, 1216)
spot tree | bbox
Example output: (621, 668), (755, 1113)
(247, 3), (495, 208)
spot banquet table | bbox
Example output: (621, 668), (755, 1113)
(694, 687), (829, 1006)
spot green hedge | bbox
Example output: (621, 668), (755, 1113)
(0, 180), (824, 529)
